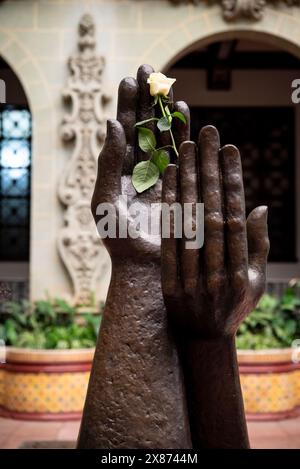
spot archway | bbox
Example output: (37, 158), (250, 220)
(0, 30), (55, 301)
(162, 33), (300, 290)
(0, 55), (31, 301)
(135, 4), (300, 71)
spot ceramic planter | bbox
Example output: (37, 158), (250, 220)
(1, 346), (299, 422)
(238, 348), (300, 421)
(0, 347), (94, 421)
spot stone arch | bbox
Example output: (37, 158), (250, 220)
(134, 5), (300, 71)
(0, 29), (53, 115)
(131, 4), (300, 283)
(0, 29), (56, 298)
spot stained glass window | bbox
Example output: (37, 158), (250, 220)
(0, 107), (31, 260)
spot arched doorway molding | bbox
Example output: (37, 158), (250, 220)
(0, 28), (56, 299)
(132, 6), (300, 72)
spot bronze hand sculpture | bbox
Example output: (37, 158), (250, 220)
(77, 65), (192, 449)
(78, 65), (269, 449)
(161, 130), (269, 448)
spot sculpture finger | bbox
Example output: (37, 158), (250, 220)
(179, 141), (199, 297)
(161, 164), (180, 297)
(117, 77), (139, 174)
(92, 119), (126, 217)
(173, 101), (190, 150)
(136, 64), (155, 162)
(221, 144), (248, 294)
(247, 206), (269, 282)
(198, 126), (225, 296)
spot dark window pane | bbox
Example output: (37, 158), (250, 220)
(0, 198), (28, 226)
(2, 110), (31, 139)
(0, 227), (29, 261)
(0, 106), (31, 261)
(1, 168), (29, 196)
(0, 139), (30, 168)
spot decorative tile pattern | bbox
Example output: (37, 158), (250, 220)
(0, 368), (89, 415)
(241, 370), (300, 414)
(1, 364), (299, 419)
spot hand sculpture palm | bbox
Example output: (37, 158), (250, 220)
(81, 64), (270, 449)
(161, 127), (269, 449)
(79, 65), (193, 449)
(162, 126), (270, 339)
(91, 64), (189, 262)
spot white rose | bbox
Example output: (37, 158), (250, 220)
(147, 72), (176, 97)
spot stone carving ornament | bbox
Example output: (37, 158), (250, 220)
(58, 14), (110, 304)
(169, 0), (300, 20)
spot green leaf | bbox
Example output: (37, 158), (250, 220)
(172, 111), (187, 124)
(56, 340), (69, 350)
(135, 117), (158, 127)
(157, 116), (171, 132)
(132, 160), (159, 193)
(138, 127), (156, 153)
(152, 149), (169, 174)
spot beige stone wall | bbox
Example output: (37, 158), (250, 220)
(0, 0), (300, 301)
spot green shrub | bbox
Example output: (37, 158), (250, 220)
(2, 286), (299, 351)
(0, 297), (102, 349)
(236, 284), (300, 350)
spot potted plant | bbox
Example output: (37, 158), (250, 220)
(236, 283), (300, 420)
(0, 298), (101, 421)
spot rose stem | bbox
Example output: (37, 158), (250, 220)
(158, 95), (179, 158)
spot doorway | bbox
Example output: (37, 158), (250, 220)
(165, 38), (300, 285)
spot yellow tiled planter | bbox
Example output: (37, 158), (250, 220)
(1, 347), (299, 422)
(238, 349), (300, 421)
(0, 347), (95, 421)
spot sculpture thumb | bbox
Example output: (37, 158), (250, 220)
(247, 206), (270, 276)
(93, 119), (126, 207)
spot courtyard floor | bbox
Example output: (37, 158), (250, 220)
(0, 417), (299, 449)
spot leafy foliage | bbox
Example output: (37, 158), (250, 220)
(132, 159), (159, 193)
(236, 285), (300, 350)
(152, 149), (169, 175)
(132, 90), (186, 193)
(0, 297), (103, 349)
(157, 116), (171, 132)
(137, 127), (156, 153)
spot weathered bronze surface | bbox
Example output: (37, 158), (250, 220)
(77, 65), (269, 449)
(162, 134), (269, 448)
(77, 65), (192, 449)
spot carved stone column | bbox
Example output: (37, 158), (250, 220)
(58, 14), (111, 305)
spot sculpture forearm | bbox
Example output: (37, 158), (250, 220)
(183, 335), (250, 449)
(77, 259), (191, 449)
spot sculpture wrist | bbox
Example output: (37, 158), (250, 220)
(182, 334), (249, 449)
(78, 256), (192, 449)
